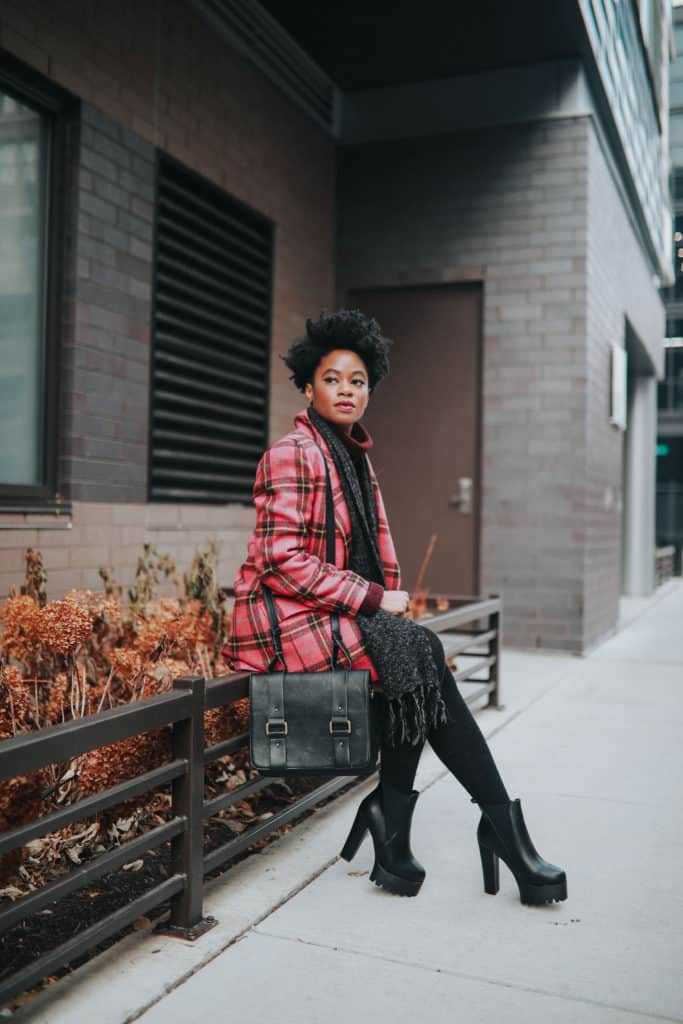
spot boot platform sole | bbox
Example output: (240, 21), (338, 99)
(339, 823), (425, 897)
(518, 879), (567, 905)
(369, 861), (424, 897)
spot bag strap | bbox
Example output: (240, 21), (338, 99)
(262, 441), (353, 672)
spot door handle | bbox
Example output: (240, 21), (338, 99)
(448, 477), (472, 515)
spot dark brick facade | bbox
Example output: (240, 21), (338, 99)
(61, 103), (155, 502)
(337, 116), (663, 653)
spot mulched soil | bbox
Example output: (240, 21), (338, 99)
(0, 772), (365, 1014)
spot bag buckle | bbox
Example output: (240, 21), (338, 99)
(329, 717), (352, 735)
(265, 719), (288, 736)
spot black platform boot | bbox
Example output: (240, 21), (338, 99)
(339, 780), (426, 897)
(473, 797), (567, 905)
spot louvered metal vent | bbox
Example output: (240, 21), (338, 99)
(150, 155), (272, 504)
(190, 0), (338, 135)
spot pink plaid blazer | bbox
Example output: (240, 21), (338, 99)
(221, 409), (401, 682)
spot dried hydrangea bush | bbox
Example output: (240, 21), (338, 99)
(0, 540), (250, 893)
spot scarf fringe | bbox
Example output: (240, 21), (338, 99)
(382, 680), (450, 748)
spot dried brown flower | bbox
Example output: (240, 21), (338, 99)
(0, 595), (42, 660)
(36, 595), (93, 656)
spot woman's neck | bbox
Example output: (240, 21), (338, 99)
(329, 419), (353, 438)
(322, 413), (373, 462)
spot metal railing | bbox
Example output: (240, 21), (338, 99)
(417, 592), (502, 710)
(655, 545), (676, 585)
(0, 593), (501, 1004)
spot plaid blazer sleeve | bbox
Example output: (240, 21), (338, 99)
(251, 438), (373, 615)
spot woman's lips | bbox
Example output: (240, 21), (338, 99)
(334, 403), (354, 410)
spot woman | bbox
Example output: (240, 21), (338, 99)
(222, 309), (567, 904)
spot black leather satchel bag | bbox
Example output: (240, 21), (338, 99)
(249, 444), (380, 777)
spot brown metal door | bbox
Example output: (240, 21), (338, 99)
(347, 284), (482, 595)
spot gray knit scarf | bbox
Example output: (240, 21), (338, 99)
(306, 405), (449, 748)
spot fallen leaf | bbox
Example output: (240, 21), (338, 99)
(0, 886), (25, 901)
(59, 764), (78, 784)
(221, 820), (246, 834)
(122, 859), (144, 871)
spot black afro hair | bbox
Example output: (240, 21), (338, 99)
(280, 308), (393, 394)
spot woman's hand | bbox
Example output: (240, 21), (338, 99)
(379, 589), (411, 615)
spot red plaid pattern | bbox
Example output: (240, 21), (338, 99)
(222, 409), (401, 681)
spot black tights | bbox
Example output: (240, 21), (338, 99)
(378, 627), (510, 804)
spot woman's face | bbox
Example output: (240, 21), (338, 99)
(304, 349), (370, 432)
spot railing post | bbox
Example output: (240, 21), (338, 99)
(164, 675), (216, 939)
(487, 593), (502, 709)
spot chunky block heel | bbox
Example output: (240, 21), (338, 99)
(339, 807), (369, 862)
(478, 840), (500, 895)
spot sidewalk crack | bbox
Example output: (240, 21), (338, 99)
(252, 930), (683, 1023)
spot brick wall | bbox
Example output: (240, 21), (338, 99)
(0, 0), (335, 601)
(583, 121), (665, 651)
(337, 114), (661, 652)
(61, 102), (155, 503)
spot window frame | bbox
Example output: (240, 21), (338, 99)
(0, 52), (74, 513)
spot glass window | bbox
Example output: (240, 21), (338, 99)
(657, 378), (669, 410)
(0, 89), (48, 485)
(665, 318), (683, 336)
(670, 349), (683, 410)
(664, 216), (683, 304)
(658, 347), (683, 412)
(656, 437), (683, 486)
(656, 434), (683, 562)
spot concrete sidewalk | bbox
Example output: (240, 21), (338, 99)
(12, 581), (683, 1024)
